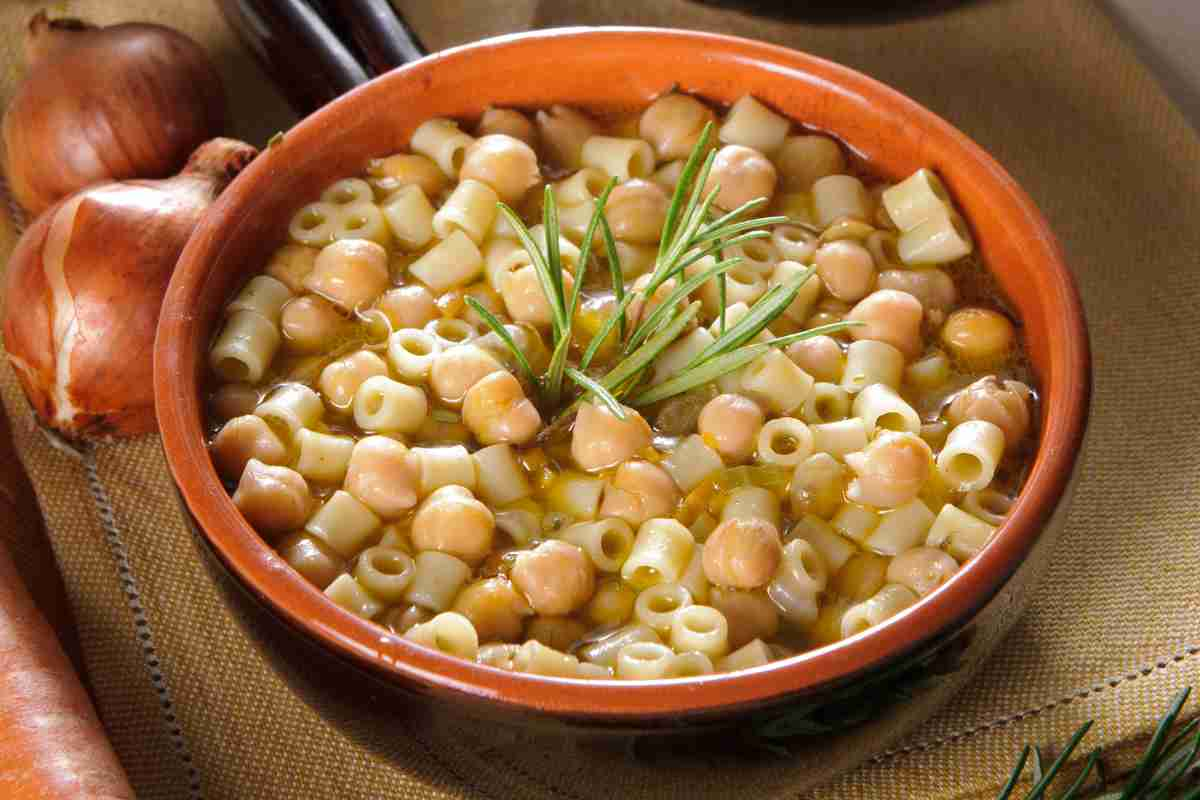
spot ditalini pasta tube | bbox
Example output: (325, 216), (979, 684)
(881, 168), (953, 231)
(670, 605), (730, 659)
(864, 498), (936, 556)
(404, 612), (479, 660)
(840, 583), (918, 639)
(305, 490), (381, 557)
(719, 95), (790, 153)
(560, 518), (635, 573)
(622, 518), (695, 590)
(381, 185), (435, 250)
(404, 551), (471, 612)
(936, 419), (1005, 491)
(616, 641), (676, 680)
(324, 574), (383, 620)
(294, 429), (354, 484)
(410, 118), (475, 178)
(852, 383), (921, 436)
(580, 136), (655, 182)
(576, 623), (660, 668)
(634, 582), (693, 634)
(767, 539), (827, 626)
(898, 210), (973, 266)
(471, 444), (532, 507)
(432, 179), (498, 244)
(841, 340), (904, 393)
(810, 418), (869, 460)
(787, 515), (856, 574)
(227, 275), (292, 325)
(408, 229), (484, 292)
(925, 504), (998, 562)
(254, 382), (323, 440)
(716, 639), (773, 672)
(210, 310), (280, 384)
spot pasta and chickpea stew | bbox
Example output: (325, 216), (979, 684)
(206, 92), (1036, 681)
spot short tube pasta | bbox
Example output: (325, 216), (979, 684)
(840, 583), (918, 639)
(661, 435), (725, 492)
(802, 382), (851, 425)
(305, 490), (382, 557)
(864, 498), (936, 556)
(411, 445), (478, 496)
(678, 543), (710, 604)
(210, 310), (280, 384)
(294, 428), (354, 483)
(756, 417), (815, 467)
(831, 502), (880, 544)
(227, 275), (292, 325)
(852, 383), (921, 436)
(254, 383), (323, 441)
(881, 168), (954, 231)
(716, 639), (772, 672)
(787, 515), (856, 573)
(925, 504), (997, 562)
(616, 642), (676, 680)
(560, 518), (635, 573)
(404, 611), (479, 659)
(324, 574), (383, 620)
(767, 539), (827, 626)
(387, 329), (441, 381)
(410, 118), (475, 178)
(577, 623), (660, 668)
(666, 651), (715, 678)
(634, 582), (693, 634)
(580, 136), (655, 182)
(740, 349), (815, 414)
(898, 212), (974, 265)
(841, 340), (905, 393)
(352, 375), (428, 433)
(432, 179), (498, 244)
(720, 486), (782, 529)
(811, 174), (870, 228)
(810, 418), (869, 460)
(354, 546), (416, 602)
(937, 419), (1005, 491)
(408, 229), (484, 292)
(404, 551), (471, 612)
(472, 444), (532, 506)
(622, 519), (695, 590)
(718, 95), (790, 153)
(381, 185), (436, 250)
(669, 605), (729, 659)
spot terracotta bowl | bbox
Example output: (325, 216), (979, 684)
(155, 27), (1090, 730)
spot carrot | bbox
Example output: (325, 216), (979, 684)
(0, 544), (134, 799)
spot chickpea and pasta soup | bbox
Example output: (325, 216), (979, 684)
(206, 92), (1037, 681)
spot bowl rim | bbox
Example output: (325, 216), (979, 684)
(155, 26), (1091, 720)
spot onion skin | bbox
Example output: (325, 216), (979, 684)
(2, 12), (226, 217)
(3, 138), (258, 440)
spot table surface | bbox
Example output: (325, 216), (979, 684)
(1103, 0), (1200, 130)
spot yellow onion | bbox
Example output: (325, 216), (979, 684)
(3, 138), (258, 439)
(2, 12), (226, 217)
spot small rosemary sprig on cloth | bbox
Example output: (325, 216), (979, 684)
(994, 687), (1200, 800)
(470, 121), (860, 421)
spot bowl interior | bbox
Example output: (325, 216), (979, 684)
(156, 27), (1089, 720)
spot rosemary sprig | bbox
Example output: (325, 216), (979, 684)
(995, 687), (1200, 800)
(564, 367), (626, 420)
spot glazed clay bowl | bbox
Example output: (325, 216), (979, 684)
(155, 27), (1090, 730)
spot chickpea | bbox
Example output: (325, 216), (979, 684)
(266, 243), (319, 293)
(411, 485), (495, 564)
(887, 547), (959, 597)
(702, 144), (778, 211)
(318, 349), (388, 411)
(703, 517), (783, 589)
(452, 577), (532, 642)
(786, 335), (845, 384)
(380, 603), (432, 635)
(946, 376), (1032, 450)
(814, 240), (876, 303)
(586, 580), (637, 626)
(570, 401), (652, 472)
(844, 431), (933, 508)
(599, 460), (680, 527)
(511, 540), (596, 616)
(525, 616), (589, 652)
(698, 393), (765, 464)
(476, 322), (550, 375)
(460, 134), (541, 204)
(847, 289), (925, 359)
(462, 371), (543, 446)
(709, 586), (779, 650)
(501, 264), (574, 328)
(941, 307), (1015, 368)
(276, 532), (345, 590)
(638, 92), (716, 160)
(605, 179), (669, 245)
(775, 135), (846, 190)
(368, 153), (448, 198)
(280, 294), (346, 353)
(344, 436), (420, 518)
(231, 459), (311, 537)
(833, 551), (889, 601)
(877, 268), (957, 326)
(461, 282), (506, 330)
(535, 105), (596, 169)
(305, 239), (390, 312)
(790, 452), (848, 519)
(209, 383), (260, 422)
(429, 344), (504, 407)
(210, 415), (288, 481)
(476, 107), (537, 146)
(376, 285), (437, 329)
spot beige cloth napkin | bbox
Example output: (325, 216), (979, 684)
(2, 1), (1198, 798)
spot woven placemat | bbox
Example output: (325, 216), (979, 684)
(2, 1), (1198, 798)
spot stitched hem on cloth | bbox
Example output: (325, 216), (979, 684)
(871, 644), (1200, 764)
